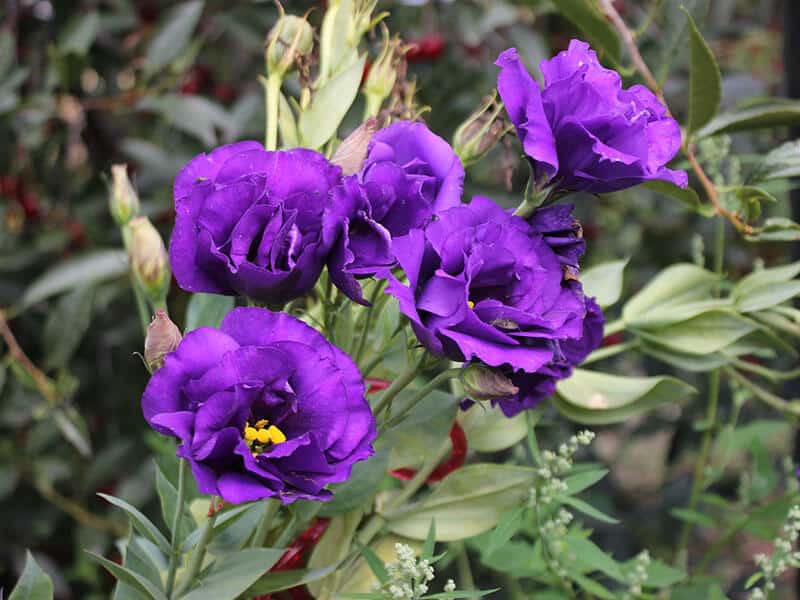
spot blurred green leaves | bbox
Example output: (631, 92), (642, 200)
(145, 1), (205, 77)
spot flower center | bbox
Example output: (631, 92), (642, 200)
(243, 419), (287, 457)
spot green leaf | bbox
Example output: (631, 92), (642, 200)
(697, 99), (800, 138)
(581, 259), (628, 308)
(641, 559), (686, 588)
(733, 262), (800, 306)
(419, 590), (500, 599)
(98, 493), (171, 555)
(307, 512), (364, 598)
(182, 548), (285, 600)
(53, 407), (93, 458)
(154, 461), (194, 541)
(0, 30), (16, 75)
(560, 496), (619, 524)
(184, 293), (235, 332)
(145, 1), (205, 76)
(639, 339), (731, 372)
(735, 281), (800, 313)
(180, 503), (262, 552)
(59, 12), (100, 56)
(749, 139), (800, 181)
(670, 507), (715, 528)
(622, 263), (718, 325)
(19, 250), (129, 310)
(357, 544), (390, 583)
(247, 563), (340, 596)
(569, 571), (616, 600)
(554, 369), (696, 425)
(385, 464), (536, 541)
(422, 520), (437, 560)
(670, 578), (728, 600)
(320, 449), (389, 516)
(562, 468), (608, 495)
(642, 180), (714, 216)
(139, 94), (230, 147)
(486, 506), (525, 556)
(637, 310), (758, 355)
(86, 551), (167, 600)
(299, 55), (366, 149)
(682, 7), (721, 134)
(550, 0), (620, 62)
(563, 534), (624, 581)
(459, 403), (527, 453)
(746, 217), (800, 242)
(42, 286), (94, 369)
(9, 551), (54, 600)
(278, 92), (299, 148)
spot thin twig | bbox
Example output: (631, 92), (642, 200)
(0, 310), (58, 404)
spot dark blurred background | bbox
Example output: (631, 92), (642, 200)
(0, 0), (795, 597)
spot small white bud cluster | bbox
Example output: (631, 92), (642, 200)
(375, 543), (437, 600)
(621, 550), (651, 600)
(529, 430), (595, 507)
(748, 505), (800, 599)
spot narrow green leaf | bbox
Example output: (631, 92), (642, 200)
(420, 590), (500, 599)
(637, 310), (758, 355)
(564, 534), (624, 581)
(357, 544), (390, 583)
(59, 12), (100, 56)
(98, 493), (171, 555)
(683, 7), (721, 133)
(247, 563), (340, 596)
(670, 507), (715, 528)
(569, 571), (616, 600)
(550, 0), (620, 62)
(623, 263), (718, 324)
(562, 468), (608, 496)
(698, 99), (800, 138)
(86, 552), (167, 600)
(181, 548), (285, 600)
(486, 506), (525, 556)
(184, 293), (235, 332)
(154, 462), (193, 541)
(145, 1), (205, 76)
(300, 55), (366, 149)
(8, 551), (54, 600)
(642, 180), (714, 216)
(560, 496), (619, 524)
(422, 520), (437, 560)
(641, 559), (686, 587)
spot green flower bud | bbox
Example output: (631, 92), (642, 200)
(363, 26), (401, 118)
(128, 216), (171, 305)
(266, 14), (314, 77)
(109, 164), (139, 225)
(144, 310), (182, 372)
(330, 118), (378, 175)
(461, 364), (519, 402)
(453, 93), (508, 167)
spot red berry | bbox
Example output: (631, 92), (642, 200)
(406, 33), (445, 62)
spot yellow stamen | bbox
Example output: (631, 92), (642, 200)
(255, 429), (271, 444)
(254, 418), (269, 428)
(267, 425), (287, 444)
(467, 300), (475, 309)
(244, 426), (258, 442)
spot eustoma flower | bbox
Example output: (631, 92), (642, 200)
(328, 121), (464, 303)
(141, 307), (376, 503)
(384, 196), (603, 416)
(170, 142), (344, 305)
(496, 40), (687, 195)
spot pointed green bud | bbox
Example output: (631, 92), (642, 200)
(461, 364), (519, 402)
(109, 164), (139, 226)
(128, 216), (170, 305)
(363, 26), (401, 118)
(453, 93), (508, 167)
(144, 310), (182, 372)
(266, 14), (314, 78)
(331, 118), (378, 175)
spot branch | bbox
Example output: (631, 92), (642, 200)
(0, 310), (59, 404)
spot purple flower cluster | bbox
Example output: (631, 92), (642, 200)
(145, 38), (683, 503)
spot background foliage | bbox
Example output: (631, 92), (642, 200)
(1, 0), (799, 598)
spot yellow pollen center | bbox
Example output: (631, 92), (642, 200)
(467, 300), (475, 309)
(243, 419), (287, 457)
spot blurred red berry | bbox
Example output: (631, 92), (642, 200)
(602, 332), (624, 347)
(406, 33), (445, 62)
(365, 377), (390, 394)
(214, 84), (237, 103)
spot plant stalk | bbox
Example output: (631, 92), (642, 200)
(165, 458), (187, 597)
(175, 499), (219, 597)
(251, 498), (280, 548)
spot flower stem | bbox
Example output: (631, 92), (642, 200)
(251, 498), (280, 548)
(355, 281), (386, 366)
(262, 73), (283, 151)
(175, 498), (219, 597)
(371, 354), (426, 417)
(379, 368), (461, 432)
(582, 340), (639, 365)
(676, 217), (726, 567)
(603, 318), (625, 337)
(165, 459), (187, 598)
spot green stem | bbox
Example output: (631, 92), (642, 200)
(582, 340), (639, 365)
(371, 355), (426, 417)
(453, 542), (476, 598)
(379, 368), (461, 432)
(603, 318), (625, 337)
(165, 459), (187, 598)
(525, 409), (544, 466)
(676, 217), (726, 568)
(355, 282), (385, 366)
(175, 499), (219, 596)
(363, 93), (383, 121)
(131, 276), (151, 337)
(724, 367), (800, 416)
(263, 73), (283, 151)
(251, 498), (280, 547)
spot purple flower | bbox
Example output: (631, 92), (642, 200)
(170, 142), (344, 306)
(328, 121), (465, 303)
(384, 196), (603, 417)
(496, 41), (687, 195)
(141, 307), (376, 504)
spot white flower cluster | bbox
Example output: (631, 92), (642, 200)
(621, 550), (651, 600)
(529, 430), (595, 507)
(375, 543), (436, 600)
(748, 505), (800, 599)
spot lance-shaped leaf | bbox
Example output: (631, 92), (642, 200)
(733, 261), (800, 313)
(9, 551), (54, 600)
(635, 310), (758, 355)
(184, 293), (235, 332)
(145, 1), (205, 76)
(642, 180), (714, 216)
(551, 0), (620, 62)
(697, 99), (800, 138)
(181, 548), (285, 600)
(581, 259), (628, 308)
(683, 7), (721, 134)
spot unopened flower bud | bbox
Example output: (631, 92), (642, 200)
(109, 164), (139, 225)
(461, 364), (519, 401)
(453, 93), (508, 166)
(331, 118), (378, 175)
(266, 14), (313, 77)
(128, 216), (170, 304)
(363, 26), (401, 117)
(144, 310), (182, 372)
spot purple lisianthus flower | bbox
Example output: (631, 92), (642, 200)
(141, 307), (376, 504)
(328, 121), (465, 303)
(384, 196), (603, 417)
(496, 41), (687, 194)
(170, 142), (344, 305)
